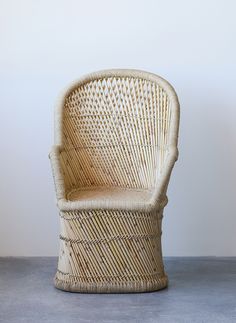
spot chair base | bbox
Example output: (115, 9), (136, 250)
(54, 271), (168, 293)
(55, 208), (167, 293)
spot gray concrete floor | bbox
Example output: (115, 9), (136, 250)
(0, 257), (235, 323)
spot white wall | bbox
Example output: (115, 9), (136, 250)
(0, 0), (235, 256)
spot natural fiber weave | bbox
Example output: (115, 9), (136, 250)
(50, 69), (180, 293)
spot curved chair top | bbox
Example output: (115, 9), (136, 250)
(54, 69), (180, 148)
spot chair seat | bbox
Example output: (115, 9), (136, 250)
(67, 186), (153, 204)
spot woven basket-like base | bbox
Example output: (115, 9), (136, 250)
(54, 272), (168, 293)
(55, 208), (168, 293)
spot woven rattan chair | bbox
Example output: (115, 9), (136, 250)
(49, 69), (180, 293)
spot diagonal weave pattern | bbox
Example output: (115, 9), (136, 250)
(55, 209), (167, 293)
(50, 69), (180, 293)
(60, 76), (170, 192)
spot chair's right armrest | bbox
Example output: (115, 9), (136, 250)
(49, 145), (66, 202)
(147, 146), (179, 213)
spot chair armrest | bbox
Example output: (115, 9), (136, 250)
(55, 146), (178, 213)
(49, 145), (66, 201)
(147, 146), (179, 213)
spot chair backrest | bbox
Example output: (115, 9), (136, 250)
(55, 70), (179, 191)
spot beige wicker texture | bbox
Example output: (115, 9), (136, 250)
(49, 69), (180, 293)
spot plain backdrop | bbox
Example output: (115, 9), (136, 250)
(0, 0), (235, 256)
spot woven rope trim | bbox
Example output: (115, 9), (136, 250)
(56, 269), (162, 280)
(59, 233), (159, 245)
(62, 144), (169, 150)
(60, 210), (163, 221)
(64, 113), (169, 119)
(54, 277), (168, 293)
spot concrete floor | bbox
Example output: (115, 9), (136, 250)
(0, 258), (235, 323)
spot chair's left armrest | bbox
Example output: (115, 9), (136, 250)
(49, 145), (66, 202)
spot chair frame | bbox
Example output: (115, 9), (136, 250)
(50, 69), (180, 293)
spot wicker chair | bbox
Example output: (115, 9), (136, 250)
(49, 69), (180, 293)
